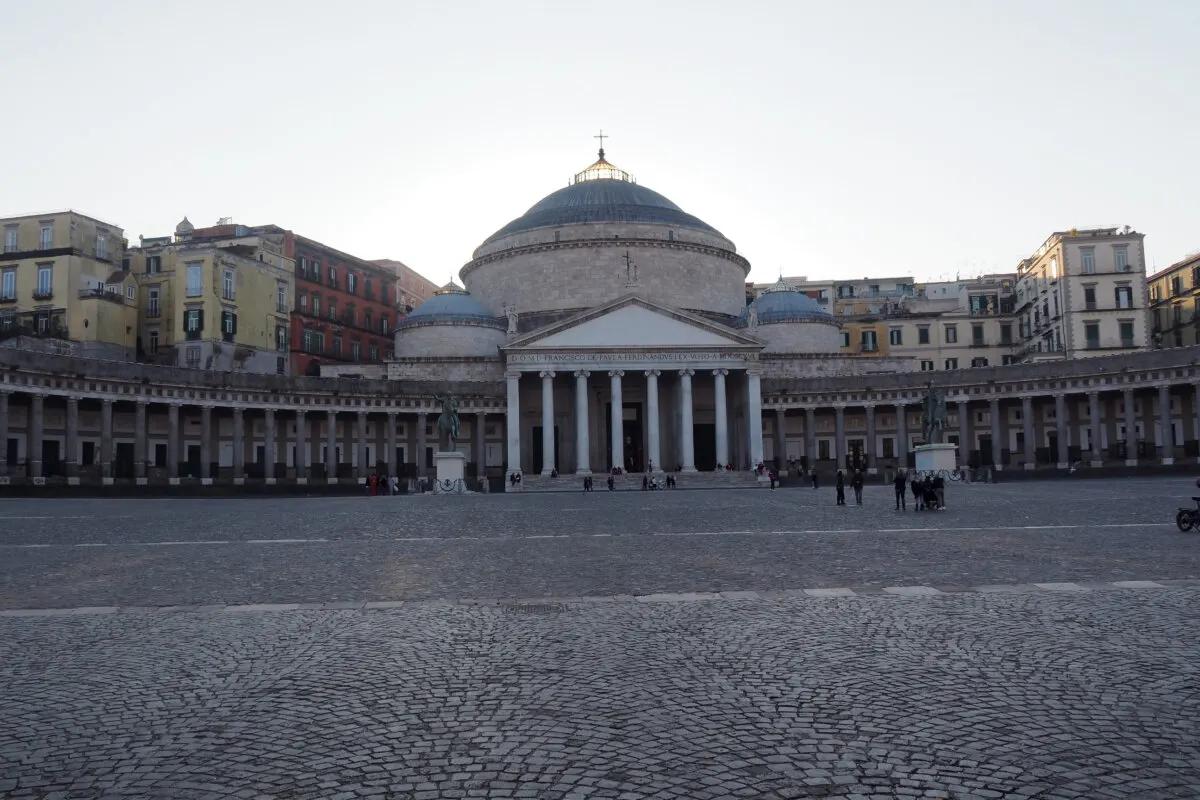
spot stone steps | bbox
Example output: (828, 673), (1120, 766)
(513, 471), (766, 493)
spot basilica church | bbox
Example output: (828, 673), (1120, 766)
(379, 146), (856, 481)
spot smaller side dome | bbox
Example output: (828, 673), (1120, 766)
(737, 280), (832, 327)
(175, 216), (194, 236)
(398, 280), (503, 329)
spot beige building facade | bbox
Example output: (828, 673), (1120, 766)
(0, 211), (138, 360)
(1148, 252), (1200, 349)
(128, 219), (294, 375)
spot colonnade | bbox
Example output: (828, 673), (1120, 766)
(0, 389), (499, 485)
(506, 366), (765, 476)
(767, 383), (1200, 473)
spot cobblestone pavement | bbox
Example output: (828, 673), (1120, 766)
(2, 478), (1200, 797)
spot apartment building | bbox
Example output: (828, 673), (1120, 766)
(1014, 227), (1147, 359)
(1148, 252), (1200, 348)
(0, 210), (138, 359)
(128, 218), (294, 374)
(371, 258), (438, 313)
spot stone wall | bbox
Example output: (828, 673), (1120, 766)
(463, 235), (749, 319)
(393, 322), (506, 359)
(753, 321), (843, 355)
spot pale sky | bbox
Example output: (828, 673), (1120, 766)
(2, 1), (1197, 284)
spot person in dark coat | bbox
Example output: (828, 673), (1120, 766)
(851, 470), (864, 505)
(811, 470), (819, 490)
(933, 475), (946, 509)
(911, 473), (923, 511)
(923, 476), (937, 510)
(835, 470), (846, 506)
(894, 469), (907, 510)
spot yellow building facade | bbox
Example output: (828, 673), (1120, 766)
(0, 210), (138, 359)
(1148, 252), (1200, 349)
(129, 220), (294, 374)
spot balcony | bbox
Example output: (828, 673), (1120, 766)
(185, 329), (202, 341)
(78, 286), (125, 303)
(145, 308), (161, 319)
(0, 295), (15, 305)
(32, 288), (54, 301)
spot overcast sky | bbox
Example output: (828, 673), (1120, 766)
(2, 1), (1196, 284)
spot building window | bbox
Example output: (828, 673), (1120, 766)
(328, 301), (337, 321)
(1171, 276), (1183, 296)
(3, 226), (16, 253)
(276, 282), (287, 313)
(185, 346), (201, 368)
(971, 323), (984, 346)
(1085, 322), (1100, 349)
(1081, 247), (1095, 274)
(39, 223), (53, 250)
(0, 269), (14, 300)
(1115, 285), (1133, 309)
(860, 329), (877, 352)
(331, 335), (342, 356)
(147, 288), (160, 317)
(146, 255), (161, 274)
(364, 279), (373, 301)
(275, 325), (287, 351)
(839, 331), (849, 347)
(364, 309), (373, 331)
(369, 343), (379, 361)
(298, 292), (307, 311)
(184, 308), (203, 338)
(95, 232), (108, 260)
(348, 272), (357, 294)
(944, 357), (958, 370)
(1002, 354), (1016, 365)
(918, 326), (930, 345)
(222, 270), (235, 300)
(999, 323), (1012, 345)
(221, 310), (237, 341)
(1114, 246), (1129, 272)
(303, 329), (324, 353)
(970, 357), (988, 368)
(312, 296), (320, 317)
(36, 265), (52, 296)
(381, 316), (389, 334)
(125, 285), (135, 300)
(148, 329), (159, 353)
(328, 266), (337, 287)
(1083, 285), (1096, 310)
(888, 328), (902, 346)
(351, 341), (361, 361)
(944, 324), (957, 343)
(1119, 320), (1135, 347)
(186, 262), (203, 297)
(920, 360), (934, 371)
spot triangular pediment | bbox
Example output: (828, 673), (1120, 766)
(504, 295), (761, 350)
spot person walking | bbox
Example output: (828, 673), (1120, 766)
(835, 470), (846, 506)
(894, 469), (907, 510)
(811, 470), (819, 490)
(851, 470), (864, 505)
(934, 474), (946, 510)
(768, 469), (777, 489)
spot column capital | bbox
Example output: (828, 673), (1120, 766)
(712, 368), (729, 377)
(645, 369), (661, 378)
(573, 370), (591, 379)
(505, 370), (522, 380)
(863, 403), (876, 413)
(608, 369), (625, 378)
(678, 368), (694, 377)
(539, 370), (556, 379)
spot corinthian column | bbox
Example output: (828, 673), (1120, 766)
(678, 369), (695, 472)
(540, 371), (556, 475)
(713, 369), (729, 469)
(609, 370), (624, 471)
(645, 370), (661, 472)
(574, 371), (591, 475)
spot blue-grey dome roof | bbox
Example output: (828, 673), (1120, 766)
(737, 284), (834, 327)
(397, 282), (503, 330)
(483, 178), (724, 245)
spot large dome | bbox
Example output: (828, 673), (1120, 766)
(462, 149), (750, 321)
(482, 177), (723, 246)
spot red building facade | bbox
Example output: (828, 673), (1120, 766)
(282, 233), (397, 376)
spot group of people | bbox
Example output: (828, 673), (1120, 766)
(893, 469), (946, 511)
(833, 469), (866, 505)
(365, 472), (401, 495)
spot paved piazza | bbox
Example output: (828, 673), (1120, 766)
(3, 478), (1200, 798)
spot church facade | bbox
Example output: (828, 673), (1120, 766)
(1, 150), (1199, 490)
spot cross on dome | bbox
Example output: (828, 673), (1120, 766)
(572, 131), (635, 185)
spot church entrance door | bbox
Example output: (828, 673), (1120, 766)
(606, 402), (644, 472)
(694, 423), (716, 470)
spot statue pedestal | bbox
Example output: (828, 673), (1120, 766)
(431, 451), (471, 494)
(914, 443), (957, 473)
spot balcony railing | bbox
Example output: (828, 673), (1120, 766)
(32, 288), (54, 300)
